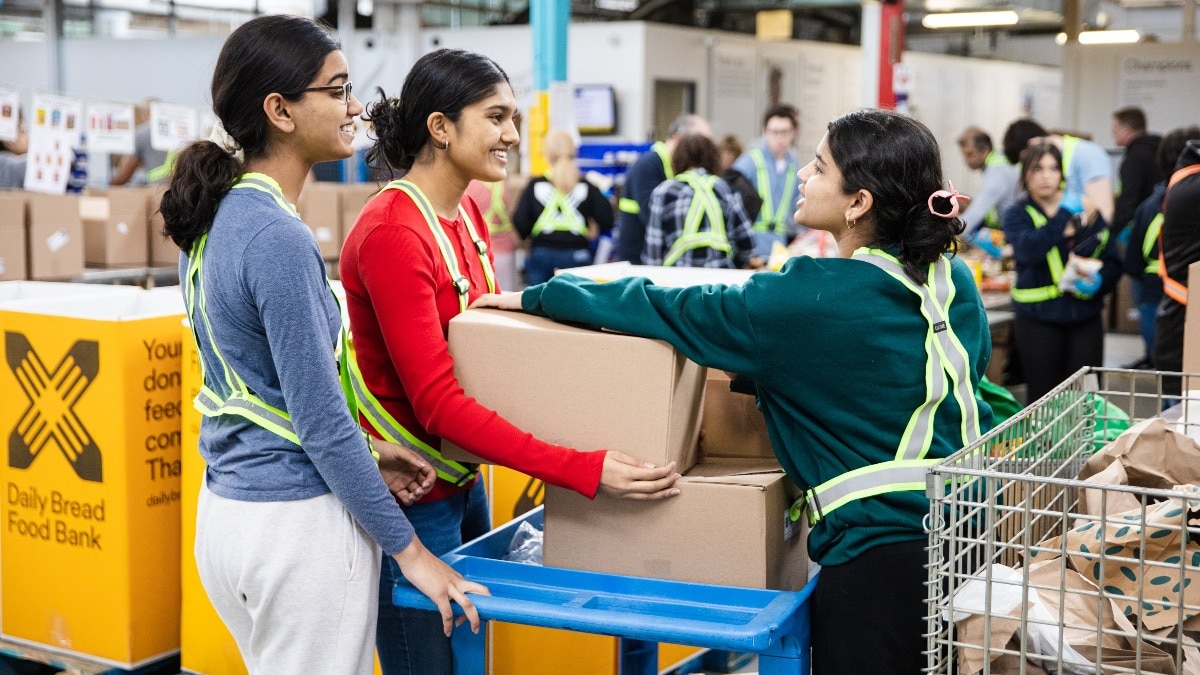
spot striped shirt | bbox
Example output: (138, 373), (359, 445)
(643, 170), (757, 269)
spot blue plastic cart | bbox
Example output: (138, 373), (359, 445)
(391, 507), (816, 675)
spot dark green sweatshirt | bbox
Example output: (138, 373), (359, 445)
(522, 253), (994, 566)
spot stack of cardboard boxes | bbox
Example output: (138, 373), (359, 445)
(0, 191), (84, 281)
(445, 308), (810, 591)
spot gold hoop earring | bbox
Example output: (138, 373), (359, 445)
(846, 216), (856, 229)
(441, 139), (450, 150)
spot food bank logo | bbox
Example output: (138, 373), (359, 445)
(6, 332), (102, 482)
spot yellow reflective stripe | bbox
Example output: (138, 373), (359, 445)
(231, 173), (299, 218)
(1144, 213), (1163, 274)
(384, 180), (471, 313)
(1012, 205), (1064, 304)
(749, 148), (796, 235)
(618, 197), (640, 215)
(485, 181), (514, 234)
(531, 189), (588, 237)
(146, 149), (177, 183)
(803, 459), (940, 526)
(459, 206), (497, 295)
(984, 151), (1009, 168)
(1061, 136), (1079, 186)
(664, 172), (730, 266)
(344, 347), (475, 486)
(652, 141), (674, 180)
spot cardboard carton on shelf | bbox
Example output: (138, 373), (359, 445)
(80, 187), (151, 268)
(339, 183), (382, 243)
(0, 191), (28, 280)
(26, 193), (84, 280)
(298, 182), (343, 260)
(443, 309), (705, 472)
(544, 457), (810, 590)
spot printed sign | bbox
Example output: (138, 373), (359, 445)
(86, 102), (136, 154)
(149, 102), (198, 152)
(0, 88), (19, 143)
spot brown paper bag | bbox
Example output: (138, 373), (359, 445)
(1032, 485), (1200, 632)
(1079, 417), (1200, 516)
(954, 558), (1176, 674)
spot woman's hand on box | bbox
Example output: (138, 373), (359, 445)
(470, 292), (523, 311)
(376, 440), (436, 506)
(599, 452), (681, 501)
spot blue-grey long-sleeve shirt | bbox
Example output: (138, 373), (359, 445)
(181, 180), (414, 555)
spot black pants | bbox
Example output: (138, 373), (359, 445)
(811, 540), (927, 675)
(1013, 313), (1104, 403)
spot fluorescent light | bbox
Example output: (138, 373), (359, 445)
(921, 10), (1019, 29)
(1055, 29), (1141, 44)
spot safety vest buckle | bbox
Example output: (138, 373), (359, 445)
(453, 276), (470, 295)
(474, 239), (488, 255)
(803, 488), (824, 527)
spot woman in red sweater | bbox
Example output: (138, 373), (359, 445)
(339, 49), (681, 675)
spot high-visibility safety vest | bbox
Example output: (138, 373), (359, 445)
(982, 151), (1009, 230)
(663, 171), (732, 267)
(618, 142), (673, 215)
(342, 179), (499, 486)
(1010, 204), (1109, 304)
(531, 180), (588, 237)
(788, 249), (983, 527)
(484, 181), (513, 235)
(748, 148), (797, 236)
(146, 148), (177, 184)
(185, 173), (348, 448)
(1143, 213), (1162, 276)
(1156, 163), (1200, 306)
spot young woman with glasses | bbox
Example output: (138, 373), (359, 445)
(160, 16), (485, 673)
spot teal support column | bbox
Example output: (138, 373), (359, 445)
(531, 0), (569, 90)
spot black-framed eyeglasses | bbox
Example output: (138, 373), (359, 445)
(294, 81), (353, 104)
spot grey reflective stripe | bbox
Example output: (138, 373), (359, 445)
(195, 389), (300, 441)
(231, 175), (300, 219)
(345, 358), (474, 484)
(803, 251), (982, 525)
(803, 461), (938, 527)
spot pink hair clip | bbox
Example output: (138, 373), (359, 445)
(928, 181), (971, 219)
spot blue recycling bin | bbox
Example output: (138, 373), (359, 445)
(390, 507), (815, 675)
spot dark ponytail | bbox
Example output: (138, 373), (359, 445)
(826, 109), (962, 284)
(365, 49), (510, 177)
(161, 14), (339, 252)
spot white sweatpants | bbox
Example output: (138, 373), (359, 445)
(195, 482), (382, 675)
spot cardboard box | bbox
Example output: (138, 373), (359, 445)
(146, 186), (179, 267)
(81, 188), (150, 268)
(0, 291), (185, 666)
(298, 182), (343, 260)
(339, 183), (381, 243)
(443, 309), (704, 471)
(700, 370), (775, 460)
(0, 191), (27, 280)
(25, 193), (83, 281)
(544, 458), (810, 590)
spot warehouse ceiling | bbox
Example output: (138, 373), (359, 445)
(0, 0), (1149, 42)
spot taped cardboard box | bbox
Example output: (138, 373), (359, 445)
(298, 182), (342, 260)
(80, 188), (150, 268)
(0, 290), (185, 666)
(26, 193), (83, 280)
(146, 186), (178, 267)
(701, 369), (775, 460)
(0, 191), (27, 280)
(443, 309), (704, 472)
(544, 458), (809, 590)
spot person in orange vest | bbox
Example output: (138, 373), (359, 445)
(1122, 126), (1200, 370)
(1151, 138), (1200, 393)
(1003, 142), (1122, 403)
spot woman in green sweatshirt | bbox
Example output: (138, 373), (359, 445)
(473, 108), (993, 674)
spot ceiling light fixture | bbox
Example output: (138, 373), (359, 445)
(1055, 29), (1141, 44)
(921, 10), (1019, 29)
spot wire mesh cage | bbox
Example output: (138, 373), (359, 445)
(925, 367), (1200, 674)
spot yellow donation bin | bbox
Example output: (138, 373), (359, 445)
(0, 289), (185, 668)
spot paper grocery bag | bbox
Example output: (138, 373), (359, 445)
(1033, 485), (1200, 632)
(1078, 417), (1200, 516)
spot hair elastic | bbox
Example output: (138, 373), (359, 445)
(927, 180), (971, 219)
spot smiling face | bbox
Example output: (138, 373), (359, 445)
(443, 83), (521, 184)
(290, 50), (363, 165)
(795, 134), (854, 233)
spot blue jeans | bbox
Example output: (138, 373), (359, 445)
(1130, 278), (1161, 363)
(377, 480), (490, 675)
(524, 246), (592, 286)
